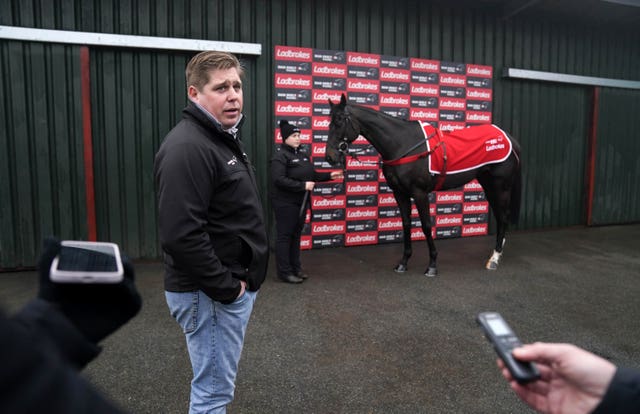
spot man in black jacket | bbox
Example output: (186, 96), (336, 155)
(154, 51), (269, 414)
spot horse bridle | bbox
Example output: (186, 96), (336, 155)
(336, 110), (435, 166)
(336, 110), (359, 156)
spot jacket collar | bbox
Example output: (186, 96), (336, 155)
(183, 100), (246, 139)
(280, 143), (301, 155)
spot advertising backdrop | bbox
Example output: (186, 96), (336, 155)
(274, 46), (493, 250)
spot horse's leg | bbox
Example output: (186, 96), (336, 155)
(478, 175), (510, 270)
(413, 193), (437, 277)
(393, 193), (413, 273)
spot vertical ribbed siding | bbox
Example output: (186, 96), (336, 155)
(0, 41), (86, 269)
(592, 88), (640, 224)
(1, 0), (639, 268)
(90, 50), (192, 259)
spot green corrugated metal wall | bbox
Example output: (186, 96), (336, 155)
(1, 0), (639, 268)
(593, 88), (640, 224)
(1, 40), (87, 268)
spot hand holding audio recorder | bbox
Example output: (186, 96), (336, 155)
(477, 312), (540, 384)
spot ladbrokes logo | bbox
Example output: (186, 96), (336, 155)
(347, 79), (380, 92)
(378, 218), (402, 230)
(346, 232), (378, 246)
(346, 207), (378, 220)
(275, 46), (312, 61)
(464, 181), (482, 190)
(410, 84), (439, 96)
(466, 64), (492, 77)
(463, 223), (488, 236)
(312, 144), (326, 156)
(378, 194), (397, 206)
(437, 192), (463, 203)
(436, 215), (463, 226)
(347, 52), (380, 67)
(410, 108), (438, 121)
(313, 63), (347, 77)
(439, 98), (465, 110)
(312, 117), (331, 130)
(463, 202), (489, 214)
(410, 58), (439, 72)
(411, 228), (427, 240)
(467, 88), (492, 100)
(380, 68), (410, 82)
(346, 156), (379, 170)
(312, 195), (346, 209)
(439, 121), (465, 132)
(467, 112), (492, 123)
(275, 102), (312, 116)
(439, 74), (466, 86)
(275, 73), (312, 88)
(379, 94), (409, 107)
(347, 182), (378, 195)
(485, 137), (506, 152)
(311, 221), (345, 235)
(313, 91), (343, 103)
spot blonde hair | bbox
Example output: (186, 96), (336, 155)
(185, 51), (244, 91)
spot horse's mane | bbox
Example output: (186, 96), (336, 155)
(347, 104), (417, 127)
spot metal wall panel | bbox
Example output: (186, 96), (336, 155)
(592, 88), (640, 224)
(0, 41), (86, 269)
(1, 0), (639, 267)
(90, 50), (192, 259)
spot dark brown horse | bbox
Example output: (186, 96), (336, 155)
(325, 94), (521, 276)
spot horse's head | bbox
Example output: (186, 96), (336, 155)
(326, 94), (360, 167)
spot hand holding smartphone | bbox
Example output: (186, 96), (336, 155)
(50, 240), (124, 283)
(477, 312), (541, 384)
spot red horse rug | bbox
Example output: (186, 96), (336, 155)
(421, 122), (513, 175)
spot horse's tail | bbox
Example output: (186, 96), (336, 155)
(510, 149), (522, 225)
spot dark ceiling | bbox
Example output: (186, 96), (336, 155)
(455, 0), (640, 30)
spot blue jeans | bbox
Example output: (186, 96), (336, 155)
(166, 289), (258, 414)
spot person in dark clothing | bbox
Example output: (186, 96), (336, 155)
(270, 120), (344, 283)
(154, 51), (269, 414)
(498, 342), (640, 414)
(0, 237), (142, 414)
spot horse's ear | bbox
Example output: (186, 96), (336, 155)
(340, 93), (347, 106)
(328, 98), (334, 108)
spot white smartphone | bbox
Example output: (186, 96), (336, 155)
(50, 240), (124, 283)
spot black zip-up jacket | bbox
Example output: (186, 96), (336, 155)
(270, 144), (332, 205)
(154, 101), (269, 304)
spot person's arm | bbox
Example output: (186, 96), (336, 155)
(498, 342), (616, 414)
(592, 367), (640, 413)
(0, 308), (128, 414)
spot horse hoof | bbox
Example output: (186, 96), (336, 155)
(394, 264), (407, 273)
(424, 267), (437, 277)
(486, 261), (498, 270)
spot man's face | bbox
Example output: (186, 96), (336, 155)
(189, 67), (243, 129)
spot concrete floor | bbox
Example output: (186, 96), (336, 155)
(1, 224), (639, 413)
